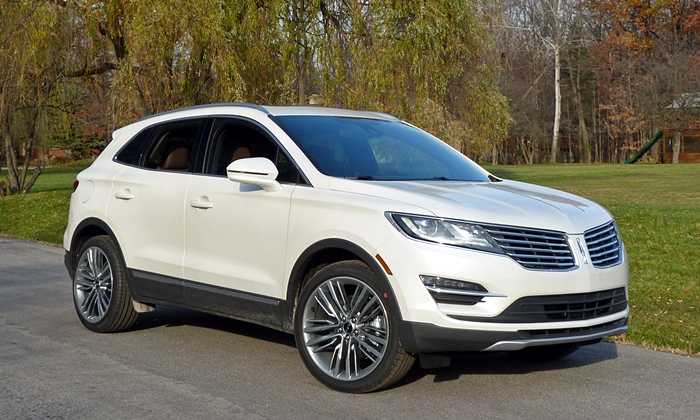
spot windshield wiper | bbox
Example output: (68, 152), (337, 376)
(346, 175), (377, 180)
(431, 177), (484, 181)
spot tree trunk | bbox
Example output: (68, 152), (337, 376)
(1, 108), (43, 195)
(520, 137), (535, 165)
(298, 63), (306, 105)
(592, 82), (599, 163)
(672, 131), (681, 163)
(566, 50), (591, 164)
(2, 122), (20, 195)
(23, 162), (42, 194)
(550, 45), (562, 163)
(17, 107), (39, 193)
(134, 83), (150, 119)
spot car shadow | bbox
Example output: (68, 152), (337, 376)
(392, 342), (620, 388)
(131, 305), (297, 348)
(128, 305), (620, 385)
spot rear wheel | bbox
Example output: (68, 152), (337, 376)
(507, 342), (581, 362)
(295, 260), (414, 393)
(72, 236), (138, 333)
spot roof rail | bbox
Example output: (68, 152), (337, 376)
(139, 102), (270, 121)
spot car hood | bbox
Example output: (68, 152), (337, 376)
(326, 178), (612, 234)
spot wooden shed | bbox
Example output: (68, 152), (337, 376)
(661, 127), (700, 163)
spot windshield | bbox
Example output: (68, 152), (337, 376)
(270, 116), (490, 182)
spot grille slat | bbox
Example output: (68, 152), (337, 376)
(584, 221), (622, 268)
(590, 254), (621, 265)
(512, 261), (574, 267)
(499, 245), (572, 254)
(589, 245), (620, 256)
(480, 224), (575, 270)
(498, 239), (569, 248)
(483, 229), (565, 241)
(589, 248), (620, 259)
(506, 253), (574, 261)
(585, 232), (617, 247)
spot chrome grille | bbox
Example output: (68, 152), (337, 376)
(481, 224), (574, 270)
(584, 221), (622, 268)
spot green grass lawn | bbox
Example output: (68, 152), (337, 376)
(0, 168), (82, 243)
(2, 162), (699, 355)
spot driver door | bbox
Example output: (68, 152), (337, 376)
(182, 118), (300, 308)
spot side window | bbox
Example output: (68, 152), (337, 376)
(142, 119), (203, 171)
(275, 150), (300, 184)
(207, 119), (302, 184)
(114, 120), (204, 171)
(114, 127), (153, 166)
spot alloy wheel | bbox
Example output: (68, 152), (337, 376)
(74, 246), (113, 323)
(301, 276), (389, 381)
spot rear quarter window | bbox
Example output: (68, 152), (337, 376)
(114, 119), (204, 172)
(114, 128), (153, 166)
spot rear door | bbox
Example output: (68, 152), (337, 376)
(107, 118), (207, 303)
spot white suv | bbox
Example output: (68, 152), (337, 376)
(64, 103), (628, 392)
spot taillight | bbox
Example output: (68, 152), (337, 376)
(73, 180), (79, 192)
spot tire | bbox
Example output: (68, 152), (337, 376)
(507, 342), (581, 362)
(72, 235), (138, 333)
(294, 260), (415, 393)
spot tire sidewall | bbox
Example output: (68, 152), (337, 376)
(294, 260), (403, 393)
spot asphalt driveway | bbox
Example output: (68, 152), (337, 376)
(1, 238), (698, 419)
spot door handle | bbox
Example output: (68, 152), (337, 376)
(115, 190), (134, 200)
(190, 199), (214, 209)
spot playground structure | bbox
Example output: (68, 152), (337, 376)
(625, 131), (663, 164)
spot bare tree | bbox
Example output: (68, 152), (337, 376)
(496, 0), (584, 163)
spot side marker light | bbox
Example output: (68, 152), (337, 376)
(375, 254), (393, 275)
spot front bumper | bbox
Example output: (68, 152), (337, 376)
(376, 230), (628, 324)
(397, 316), (628, 353)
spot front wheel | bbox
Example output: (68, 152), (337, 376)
(72, 235), (138, 333)
(295, 261), (414, 393)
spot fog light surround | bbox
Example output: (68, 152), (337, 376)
(420, 275), (507, 305)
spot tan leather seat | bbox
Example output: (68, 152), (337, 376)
(161, 147), (189, 170)
(231, 147), (250, 162)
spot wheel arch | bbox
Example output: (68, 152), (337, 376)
(66, 218), (123, 278)
(285, 238), (402, 328)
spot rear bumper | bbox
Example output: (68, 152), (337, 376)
(397, 316), (628, 353)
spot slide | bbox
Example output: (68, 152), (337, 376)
(625, 131), (663, 164)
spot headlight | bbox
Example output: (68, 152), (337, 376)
(388, 213), (504, 254)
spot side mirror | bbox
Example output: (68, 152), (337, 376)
(226, 157), (282, 192)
